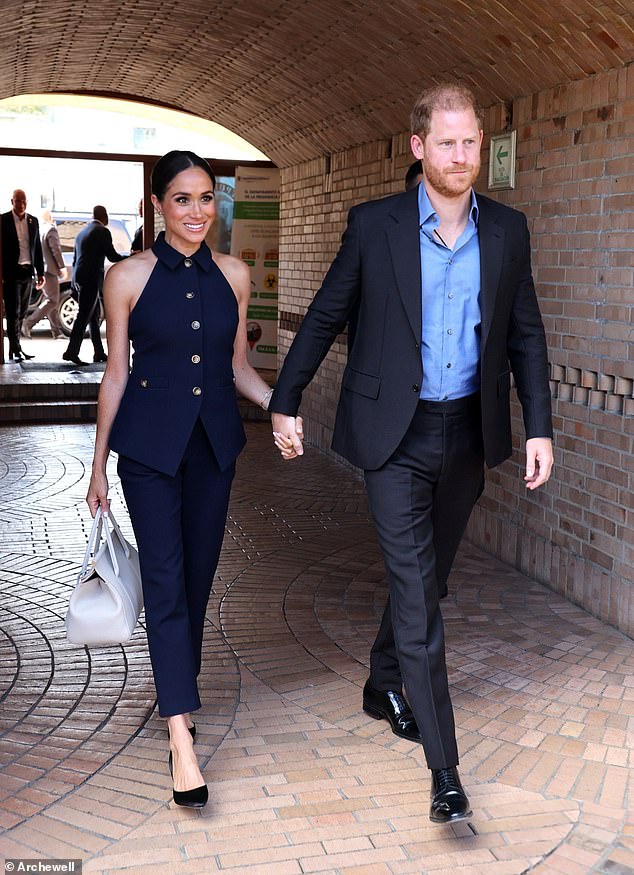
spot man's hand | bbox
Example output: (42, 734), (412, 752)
(36, 275), (45, 289)
(272, 413), (304, 460)
(524, 437), (553, 490)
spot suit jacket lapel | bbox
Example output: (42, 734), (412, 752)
(477, 196), (505, 351)
(386, 188), (421, 341)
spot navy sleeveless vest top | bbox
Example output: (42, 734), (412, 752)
(109, 232), (246, 476)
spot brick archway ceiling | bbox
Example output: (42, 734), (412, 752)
(3, 0), (633, 167)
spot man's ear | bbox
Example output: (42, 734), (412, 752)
(410, 134), (425, 160)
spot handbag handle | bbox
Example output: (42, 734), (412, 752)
(79, 507), (130, 581)
(79, 509), (103, 579)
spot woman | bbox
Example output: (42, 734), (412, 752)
(86, 150), (275, 808)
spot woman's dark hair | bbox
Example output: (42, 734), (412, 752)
(151, 150), (216, 200)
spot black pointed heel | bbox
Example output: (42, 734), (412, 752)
(168, 751), (208, 809)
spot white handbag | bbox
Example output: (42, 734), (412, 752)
(65, 507), (143, 646)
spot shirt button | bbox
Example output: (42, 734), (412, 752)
(412, 384), (420, 392)
(191, 354), (201, 364)
(185, 291), (195, 299)
(191, 320), (200, 330)
(448, 293), (455, 299)
(192, 386), (202, 396)
(446, 363), (452, 369)
(184, 258), (193, 268)
(447, 328), (454, 335)
(140, 379), (148, 388)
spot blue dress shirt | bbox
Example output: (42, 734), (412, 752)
(417, 184), (481, 400)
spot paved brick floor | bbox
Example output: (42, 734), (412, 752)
(1, 409), (633, 873)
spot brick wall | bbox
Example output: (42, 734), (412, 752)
(277, 66), (634, 636)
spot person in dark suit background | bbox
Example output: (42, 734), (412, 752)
(130, 198), (143, 254)
(270, 82), (553, 824)
(1, 188), (44, 361)
(63, 205), (127, 365)
(405, 159), (424, 191)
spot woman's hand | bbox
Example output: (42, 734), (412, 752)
(272, 414), (304, 460)
(86, 470), (110, 518)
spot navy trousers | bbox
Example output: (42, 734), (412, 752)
(118, 419), (235, 717)
(364, 394), (484, 769)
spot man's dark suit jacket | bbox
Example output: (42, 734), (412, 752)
(270, 186), (553, 472)
(72, 220), (125, 287)
(1, 211), (44, 281)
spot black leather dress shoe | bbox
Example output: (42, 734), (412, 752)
(19, 349), (34, 360)
(62, 352), (87, 365)
(168, 751), (208, 808)
(9, 351), (24, 362)
(429, 767), (472, 823)
(93, 354), (108, 363)
(362, 680), (423, 742)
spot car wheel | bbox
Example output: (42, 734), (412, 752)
(58, 292), (78, 337)
(58, 292), (105, 337)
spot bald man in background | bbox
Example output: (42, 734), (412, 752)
(1, 188), (44, 361)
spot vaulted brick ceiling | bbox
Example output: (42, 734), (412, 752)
(2, 0), (633, 166)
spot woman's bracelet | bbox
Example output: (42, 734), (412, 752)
(260, 388), (274, 411)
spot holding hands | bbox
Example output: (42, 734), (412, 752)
(272, 413), (304, 460)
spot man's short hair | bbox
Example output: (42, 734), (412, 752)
(93, 205), (108, 224)
(410, 83), (483, 138)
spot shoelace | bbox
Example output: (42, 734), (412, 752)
(435, 768), (461, 793)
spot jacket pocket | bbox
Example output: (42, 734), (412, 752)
(342, 367), (380, 399)
(136, 375), (169, 390)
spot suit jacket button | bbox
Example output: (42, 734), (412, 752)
(191, 320), (200, 330)
(192, 386), (202, 396)
(191, 354), (201, 364)
(184, 258), (193, 268)
(412, 384), (420, 392)
(185, 291), (195, 299)
(140, 379), (148, 388)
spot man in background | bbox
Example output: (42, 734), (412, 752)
(63, 205), (126, 365)
(1, 188), (44, 361)
(23, 209), (66, 339)
(130, 198), (143, 253)
(405, 159), (424, 190)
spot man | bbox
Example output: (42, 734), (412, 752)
(270, 83), (553, 824)
(1, 189), (44, 361)
(130, 198), (143, 253)
(405, 159), (424, 191)
(23, 210), (66, 339)
(63, 205), (126, 365)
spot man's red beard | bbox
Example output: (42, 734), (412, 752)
(424, 160), (480, 198)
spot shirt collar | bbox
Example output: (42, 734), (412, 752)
(152, 230), (213, 272)
(417, 182), (479, 229)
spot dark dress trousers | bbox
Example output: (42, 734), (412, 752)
(66, 220), (126, 358)
(270, 187), (553, 768)
(110, 233), (246, 716)
(1, 210), (44, 354)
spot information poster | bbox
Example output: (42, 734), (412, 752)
(230, 167), (280, 368)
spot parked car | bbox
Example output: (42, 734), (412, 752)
(28, 213), (132, 336)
